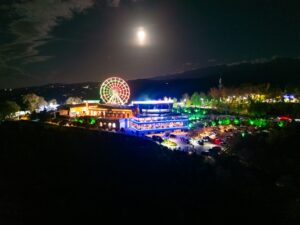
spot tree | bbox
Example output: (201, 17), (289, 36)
(0, 101), (20, 120)
(191, 92), (201, 106)
(66, 97), (82, 105)
(48, 99), (57, 105)
(172, 98), (178, 108)
(164, 96), (170, 101)
(209, 88), (221, 99)
(199, 92), (207, 106)
(186, 99), (192, 107)
(181, 93), (192, 106)
(181, 93), (190, 102)
(23, 93), (47, 112)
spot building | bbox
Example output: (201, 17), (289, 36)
(127, 100), (188, 135)
(58, 102), (133, 118)
(88, 103), (133, 119)
(58, 102), (134, 130)
(56, 77), (189, 133)
(57, 99), (188, 134)
(58, 103), (91, 117)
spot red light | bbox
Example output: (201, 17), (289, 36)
(214, 138), (221, 145)
(278, 116), (292, 122)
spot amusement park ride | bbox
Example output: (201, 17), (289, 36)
(59, 76), (188, 134)
(100, 77), (130, 105)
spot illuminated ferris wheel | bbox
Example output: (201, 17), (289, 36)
(100, 77), (130, 105)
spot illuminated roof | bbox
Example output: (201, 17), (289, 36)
(83, 100), (100, 103)
(58, 103), (132, 110)
(96, 104), (132, 110)
(131, 100), (173, 105)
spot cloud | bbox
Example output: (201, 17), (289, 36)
(226, 60), (249, 66)
(0, 0), (95, 87)
(0, 65), (41, 88)
(225, 56), (299, 67)
(4, 0), (94, 62)
(107, 0), (121, 7)
(0, 0), (145, 87)
(106, 0), (144, 7)
(23, 56), (54, 64)
(226, 57), (271, 66)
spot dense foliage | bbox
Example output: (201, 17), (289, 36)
(0, 100), (20, 120)
(22, 93), (47, 111)
(177, 84), (300, 117)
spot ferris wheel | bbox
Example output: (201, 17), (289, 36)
(100, 77), (130, 105)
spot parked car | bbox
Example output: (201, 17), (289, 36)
(152, 135), (163, 143)
(221, 141), (227, 146)
(163, 132), (171, 138)
(203, 136), (210, 142)
(198, 140), (204, 145)
(169, 134), (177, 139)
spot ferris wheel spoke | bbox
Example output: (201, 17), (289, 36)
(115, 94), (124, 105)
(107, 94), (117, 104)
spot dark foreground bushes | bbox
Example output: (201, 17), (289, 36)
(0, 121), (298, 225)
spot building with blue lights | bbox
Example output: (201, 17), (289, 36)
(125, 100), (189, 134)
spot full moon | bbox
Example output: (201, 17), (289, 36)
(136, 27), (146, 46)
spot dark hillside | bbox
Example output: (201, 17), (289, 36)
(0, 121), (291, 225)
(1, 58), (300, 103)
(155, 57), (300, 87)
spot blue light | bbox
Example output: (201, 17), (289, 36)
(129, 126), (189, 132)
(130, 118), (189, 124)
(132, 100), (173, 104)
(128, 99), (188, 134)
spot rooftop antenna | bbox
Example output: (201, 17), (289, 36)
(218, 75), (223, 89)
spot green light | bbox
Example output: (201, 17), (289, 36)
(223, 118), (231, 125)
(90, 118), (96, 125)
(218, 118), (231, 125)
(241, 132), (246, 138)
(256, 119), (268, 127)
(248, 119), (268, 127)
(211, 121), (217, 126)
(234, 119), (240, 125)
(278, 121), (285, 127)
(249, 119), (254, 125)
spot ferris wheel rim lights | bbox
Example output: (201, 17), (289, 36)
(99, 77), (130, 105)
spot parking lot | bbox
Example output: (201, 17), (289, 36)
(146, 122), (268, 157)
(147, 130), (222, 155)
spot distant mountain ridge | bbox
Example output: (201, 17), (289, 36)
(153, 57), (300, 86)
(1, 57), (299, 103)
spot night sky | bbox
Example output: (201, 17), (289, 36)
(0, 0), (300, 88)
